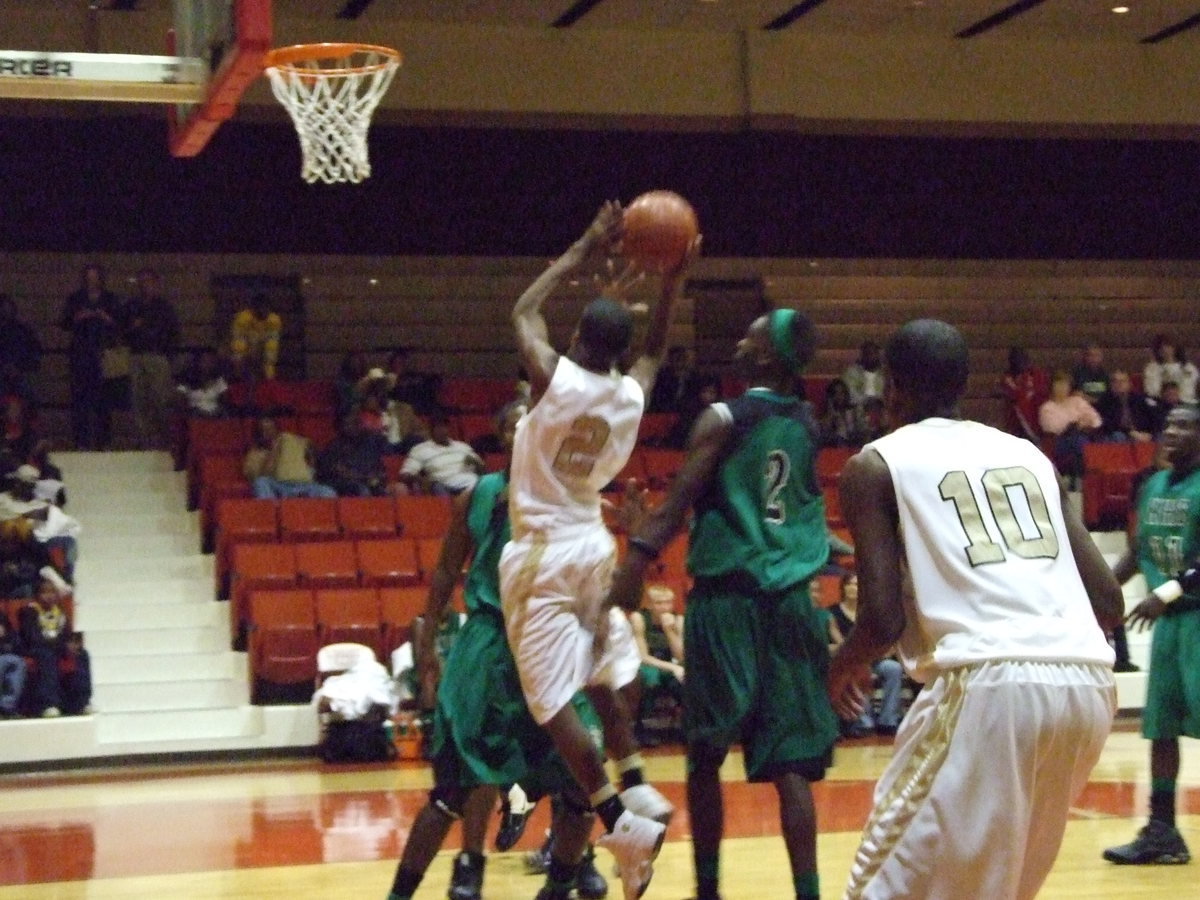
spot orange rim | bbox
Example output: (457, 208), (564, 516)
(264, 43), (401, 75)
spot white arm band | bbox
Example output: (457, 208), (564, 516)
(1152, 580), (1183, 604)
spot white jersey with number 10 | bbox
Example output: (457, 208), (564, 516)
(867, 417), (1115, 681)
(509, 356), (643, 537)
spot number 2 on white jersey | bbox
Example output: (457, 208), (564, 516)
(939, 466), (1059, 566)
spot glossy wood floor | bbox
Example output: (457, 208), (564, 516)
(0, 725), (1195, 899)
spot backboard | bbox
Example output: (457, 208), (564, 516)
(0, 0), (270, 158)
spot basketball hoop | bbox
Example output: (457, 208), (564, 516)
(264, 43), (401, 185)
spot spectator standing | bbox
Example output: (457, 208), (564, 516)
(58, 263), (122, 450)
(1143, 334), (1198, 404)
(842, 340), (884, 411)
(1039, 370), (1102, 489)
(1096, 369), (1156, 443)
(319, 413), (391, 497)
(124, 268), (181, 450)
(1071, 340), (1110, 406)
(1000, 346), (1049, 442)
(400, 413), (484, 496)
(0, 293), (43, 403)
(229, 293), (281, 381)
(243, 418), (336, 500)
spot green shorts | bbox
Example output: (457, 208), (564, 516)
(430, 610), (575, 792)
(683, 579), (838, 782)
(1142, 607), (1200, 740)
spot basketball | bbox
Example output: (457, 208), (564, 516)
(622, 190), (699, 274)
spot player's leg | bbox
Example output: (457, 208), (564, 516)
(534, 784), (599, 900)
(687, 742), (728, 900)
(387, 782), (474, 900)
(1104, 612), (1195, 865)
(449, 785), (499, 900)
(774, 772), (819, 900)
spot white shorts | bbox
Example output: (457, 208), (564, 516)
(845, 659), (1116, 900)
(608, 607), (641, 691)
(499, 524), (621, 724)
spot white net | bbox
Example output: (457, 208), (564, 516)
(265, 45), (400, 185)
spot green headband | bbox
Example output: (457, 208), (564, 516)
(769, 308), (799, 371)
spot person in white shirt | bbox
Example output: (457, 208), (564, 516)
(399, 413), (484, 495)
(842, 340), (884, 410)
(502, 201), (696, 900)
(1143, 334), (1199, 404)
(829, 318), (1123, 900)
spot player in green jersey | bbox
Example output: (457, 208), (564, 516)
(1104, 404), (1200, 866)
(607, 308), (839, 900)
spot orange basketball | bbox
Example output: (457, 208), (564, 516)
(622, 191), (699, 274)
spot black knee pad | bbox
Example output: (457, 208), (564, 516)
(429, 783), (468, 820)
(687, 742), (729, 777)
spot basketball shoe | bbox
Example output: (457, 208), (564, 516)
(1103, 820), (1191, 865)
(595, 810), (665, 900)
(448, 851), (484, 900)
(619, 783), (674, 825)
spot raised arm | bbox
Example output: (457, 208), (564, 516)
(415, 488), (474, 708)
(626, 235), (701, 397)
(512, 202), (623, 398)
(828, 449), (906, 720)
(607, 405), (732, 611)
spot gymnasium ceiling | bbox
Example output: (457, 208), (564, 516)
(17, 1), (1200, 43)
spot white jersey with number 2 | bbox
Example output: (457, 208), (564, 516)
(509, 356), (643, 538)
(867, 417), (1115, 681)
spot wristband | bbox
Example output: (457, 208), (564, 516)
(628, 536), (661, 560)
(1152, 580), (1183, 604)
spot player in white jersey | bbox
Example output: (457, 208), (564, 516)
(828, 319), (1124, 900)
(503, 201), (698, 900)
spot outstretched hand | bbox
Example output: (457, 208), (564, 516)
(664, 233), (703, 282)
(600, 478), (652, 535)
(1126, 594), (1168, 632)
(581, 200), (625, 256)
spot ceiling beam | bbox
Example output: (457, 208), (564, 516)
(763, 0), (831, 31)
(1140, 11), (1200, 44)
(552, 0), (609, 29)
(337, 0), (376, 20)
(956, 0), (1049, 39)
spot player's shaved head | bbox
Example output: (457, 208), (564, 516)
(578, 297), (634, 364)
(886, 319), (970, 406)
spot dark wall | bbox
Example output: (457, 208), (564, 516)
(3, 114), (1199, 259)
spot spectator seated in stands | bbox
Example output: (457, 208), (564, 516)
(1096, 369), (1156, 444)
(1070, 340), (1110, 406)
(386, 347), (442, 417)
(1143, 333), (1198, 404)
(398, 412), (484, 496)
(664, 374), (721, 449)
(826, 572), (905, 738)
(319, 412), (391, 497)
(176, 349), (230, 418)
(1147, 380), (1183, 440)
(842, 339), (884, 412)
(648, 345), (699, 414)
(1038, 370), (1102, 490)
(357, 368), (427, 455)
(0, 465), (79, 585)
(1, 368), (38, 461)
(243, 417), (337, 500)
(819, 378), (866, 448)
(0, 617), (27, 719)
(999, 345), (1049, 442)
(630, 583), (684, 745)
(15, 574), (91, 717)
(334, 351), (371, 422)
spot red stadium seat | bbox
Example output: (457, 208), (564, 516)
(395, 495), (453, 539)
(230, 543), (299, 641)
(379, 585), (429, 655)
(294, 540), (360, 589)
(248, 588), (319, 695)
(215, 499), (279, 594)
(278, 498), (341, 543)
(315, 588), (383, 659)
(357, 538), (423, 587)
(337, 496), (401, 539)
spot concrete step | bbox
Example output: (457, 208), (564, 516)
(92, 651), (245, 684)
(65, 470), (187, 497)
(52, 450), (176, 475)
(95, 705), (265, 744)
(71, 511), (200, 539)
(67, 491), (188, 517)
(75, 600), (227, 632)
(74, 577), (215, 607)
(84, 625), (229, 656)
(78, 531), (201, 559)
(74, 553), (213, 583)
(94, 678), (250, 714)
